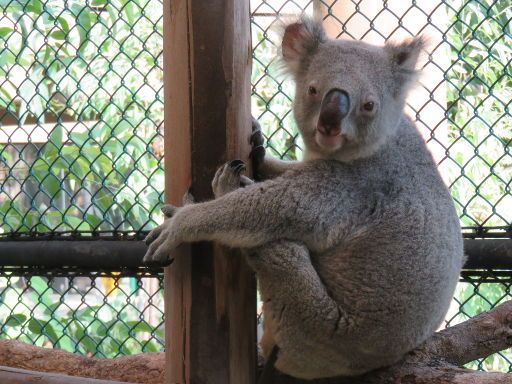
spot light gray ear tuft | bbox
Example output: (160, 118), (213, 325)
(385, 35), (427, 97)
(281, 17), (326, 77)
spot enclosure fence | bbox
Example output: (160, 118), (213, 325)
(0, 0), (511, 372)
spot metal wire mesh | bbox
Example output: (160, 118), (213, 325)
(0, 0), (164, 238)
(0, 267), (164, 357)
(448, 271), (512, 371)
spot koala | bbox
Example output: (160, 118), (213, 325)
(144, 17), (464, 380)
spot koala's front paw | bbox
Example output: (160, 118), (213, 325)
(212, 160), (253, 198)
(250, 117), (266, 181)
(143, 219), (180, 265)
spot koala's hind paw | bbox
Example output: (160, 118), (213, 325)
(161, 191), (195, 218)
(212, 160), (253, 198)
(250, 117), (266, 181)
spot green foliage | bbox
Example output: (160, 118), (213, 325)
(0, 275), (164, 357)
(443, 2), (512, 370)
(444, 0), (512, 229)
(0, 0), (164, 235)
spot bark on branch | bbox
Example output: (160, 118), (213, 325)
(0, 301), (511, 383)
(416, 299), (512, 366)
(0, 340), (164, 383)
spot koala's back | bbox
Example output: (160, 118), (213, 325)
(274, 116), (464, 376)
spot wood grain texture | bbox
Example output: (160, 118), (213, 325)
(0, 341), (163, 383)
(0, 301), (511, 383)
(163, 0), (255, 383)
(0, 367), (129, 384)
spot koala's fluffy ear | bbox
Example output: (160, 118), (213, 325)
(385, 36), (426, 98)
(281, 18), (326, 76)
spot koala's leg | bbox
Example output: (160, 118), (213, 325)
(250, 118), (301, 180)
(249, 241), (351, 377)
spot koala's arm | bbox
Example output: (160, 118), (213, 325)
(257, 155), (302, 179)
(144, 180), (320, 262)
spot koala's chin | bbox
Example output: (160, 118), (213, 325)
(314, 129), (346, 152)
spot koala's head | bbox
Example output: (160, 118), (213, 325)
(281, 18), (425, 162)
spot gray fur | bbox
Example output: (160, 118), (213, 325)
(144, 17), (463, 379)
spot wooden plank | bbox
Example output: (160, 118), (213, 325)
(163, 0), (255, 383)
(0, 366), (131, 384)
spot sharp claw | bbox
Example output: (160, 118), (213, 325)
(229, 159), (245, 168)
(251, 117), (261, 132)
(250, 131), (264, 147)
(233, 164), (246, 174)
(250, 145), (265, 160)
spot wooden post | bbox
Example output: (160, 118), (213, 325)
(163, 1), (256, 384)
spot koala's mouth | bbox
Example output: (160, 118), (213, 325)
(315, 128), (346, 151)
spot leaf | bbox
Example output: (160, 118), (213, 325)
(0, 27), (13, 38)
(48, 125), (63, 148)
(50, 30), (66, 40)
(30, 276), (48, 296)
(4, 313), (27, 326)
(81, 335), (98, 354)
(43, 322), (60, 345)
(85, 213), (101, 228)
(57, 16), (70, 33)
(27, 318), (43, 334)
(77, 8), (95, 55)
(126, 320), (152, 334)
(41, 173), (61, 198)
(26, 0), (43, 14)
(143, 341), (159, 353)
(64, 215), (85, 229)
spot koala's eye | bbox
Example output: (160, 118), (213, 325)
(363, 101), (374, 112)
(308, 86), (317, 96)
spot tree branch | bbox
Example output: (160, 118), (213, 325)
(416, 300), (512, 365)
(1, 301), (511, 383)
(0, 340), (164, 384)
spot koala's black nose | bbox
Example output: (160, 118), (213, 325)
(318, 89), (350, 136)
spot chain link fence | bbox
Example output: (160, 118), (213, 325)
(0, 0), (511, 373)
(0, 267), (164, 357)
(0, 0), (164, 238)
